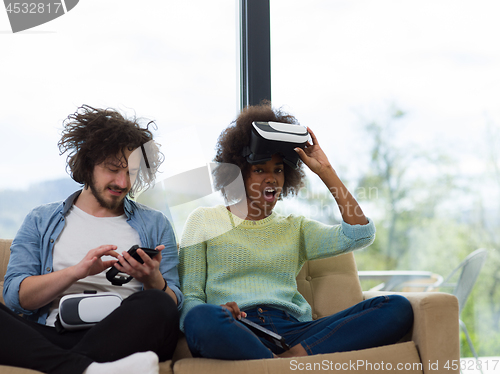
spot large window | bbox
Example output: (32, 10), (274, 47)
(271, 0), (500, 360)
(0, 1), (238, 237)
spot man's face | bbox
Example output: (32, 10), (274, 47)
(88, 149), (141, 212)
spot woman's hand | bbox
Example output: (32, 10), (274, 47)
(295, 127), (369, 225)
(221, 301), (247, 320)
(294, 127), (333, 177)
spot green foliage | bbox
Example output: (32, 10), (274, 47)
(296, 105), (500, 357)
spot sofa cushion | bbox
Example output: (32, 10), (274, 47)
(297, 253), (364, 319)
(0, 238), (12, 305)
(173, 341), (423, 374)
(0, 239), (11, 282)
(0, 367), (43, 374)
(172, 334), (193, 361)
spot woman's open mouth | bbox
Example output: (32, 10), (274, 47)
(263, 187), (277, 202)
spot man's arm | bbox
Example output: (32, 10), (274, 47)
(19, 245), (118, 310)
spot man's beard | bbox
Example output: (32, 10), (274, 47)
(88, 182), (128, 211)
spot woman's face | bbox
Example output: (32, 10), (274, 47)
(244, 154), (285, 219)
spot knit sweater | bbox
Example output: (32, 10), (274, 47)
(178, 205), (376, 331)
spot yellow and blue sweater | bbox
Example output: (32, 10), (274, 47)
(178, 205), (375, 331)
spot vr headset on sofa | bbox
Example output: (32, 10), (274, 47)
(242, 121), (310, 169)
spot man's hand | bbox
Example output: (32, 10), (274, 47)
(72, 245), (119, 280)
(109, 245), (178, 305)
(113, 245), (164, 288)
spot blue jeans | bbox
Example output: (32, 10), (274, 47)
(184, 295), (413, 360)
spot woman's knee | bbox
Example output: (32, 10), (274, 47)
(185, 305), (224, 333)
(388, 295), (412, 313)
(387, 295), (414, 329)
(184, 305), (229, 345)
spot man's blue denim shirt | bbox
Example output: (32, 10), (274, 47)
(3, 190), (183, 324)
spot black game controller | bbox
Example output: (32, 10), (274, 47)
(106, 245), (159, 286)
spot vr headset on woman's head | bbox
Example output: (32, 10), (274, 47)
(242, 121), (310, 169)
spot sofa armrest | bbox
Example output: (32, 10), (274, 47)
(364, 291), (460, 374)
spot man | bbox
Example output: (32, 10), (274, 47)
(1, 105), (182, 374)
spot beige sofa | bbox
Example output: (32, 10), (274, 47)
(0, 238), (460, 374)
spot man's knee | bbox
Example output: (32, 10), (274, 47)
(124, 289), (179, 322)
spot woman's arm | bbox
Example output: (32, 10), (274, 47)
(294, 127), (369, 226)
(178, 209), (211, 330)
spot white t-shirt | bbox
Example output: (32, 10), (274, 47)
(46, 205), (143, 326)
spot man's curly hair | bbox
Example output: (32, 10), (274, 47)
(58, 105), (163, 197)
(213, 102), (306, 200)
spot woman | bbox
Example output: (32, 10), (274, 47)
(178, 103), (413, 360)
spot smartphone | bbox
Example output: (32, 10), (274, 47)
(106, 245), (159, 286)
(239, 317), (290, 350)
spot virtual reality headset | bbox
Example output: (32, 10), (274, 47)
(55, 292), (122, 332)
(242, 121), (309, 169)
